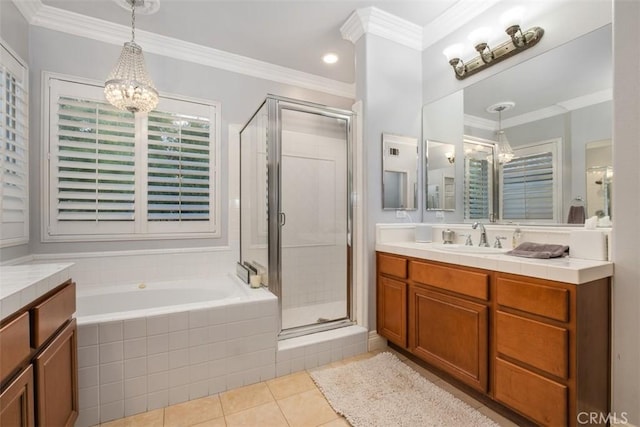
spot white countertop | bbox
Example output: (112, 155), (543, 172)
(0, 263), (74, 321)
(376, 242), (613, 284)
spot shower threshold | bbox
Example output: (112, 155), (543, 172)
(278, 318), (354, 340)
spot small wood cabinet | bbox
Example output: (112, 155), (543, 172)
(0, 280), (78, 427)
(377, 253), (408, 347)
(376, 251), (610, 427)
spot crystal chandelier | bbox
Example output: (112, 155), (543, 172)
(488, 102), (515, 164)
(104, 0), (158, 113)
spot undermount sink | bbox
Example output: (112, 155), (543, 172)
(433, 243), (508, 254)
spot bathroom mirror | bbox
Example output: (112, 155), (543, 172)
(425, 140), (456, 211)
(382, 133), (418, 210)
(424, 24), (612, 224)
(585, 139), (613, 223)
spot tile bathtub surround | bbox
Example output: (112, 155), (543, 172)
(76, 299), (280, 426)
(95, 349), (518, 427)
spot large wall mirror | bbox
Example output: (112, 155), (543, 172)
(424, 24), (612, 224)
(382, 133), (418, 210)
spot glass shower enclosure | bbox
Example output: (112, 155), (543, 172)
(239, 95), (353, 337)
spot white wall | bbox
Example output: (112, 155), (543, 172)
(25, 27), (353, 259)
(354, 33), (423, 328)
(612, 0), (640, 423)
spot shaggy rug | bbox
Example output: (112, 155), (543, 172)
(311, 352), (499, 427)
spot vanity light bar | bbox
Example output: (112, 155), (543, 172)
(444, 15), (544, 80)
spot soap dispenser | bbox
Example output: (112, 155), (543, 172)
(512, 227), (522, 248)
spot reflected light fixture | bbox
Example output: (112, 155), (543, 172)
(487, 102), (515, 164)
(104, 0), (159, 113)
(445, 151), (455, 164)
(323, 53), (339, 64)
(443, 7), (544, 80)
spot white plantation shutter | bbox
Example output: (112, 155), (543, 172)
(56, 97), (136, 221)
(147, 109), (212, 222)
(500, 140), (561, 222)
(145, 97), (216, 234)
(46, 76), (219, 240)
(0, 43), (28, 247)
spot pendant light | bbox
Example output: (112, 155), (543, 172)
(104, 0), (159, 113)
(487, 102), (515, 164)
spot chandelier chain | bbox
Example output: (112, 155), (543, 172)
(131, 0), (135, 42)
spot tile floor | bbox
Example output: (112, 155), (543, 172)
(98, 348), (519, 427)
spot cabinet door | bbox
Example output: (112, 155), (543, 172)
(377, 276), (407, 347)
(409, 286), (488, 392)
(34, 319), (78, 427)
(0, 365), (35, 427)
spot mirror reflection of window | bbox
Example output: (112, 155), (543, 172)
(463, 138), (495, 221)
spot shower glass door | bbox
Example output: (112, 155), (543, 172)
(279, 105), (351, 331)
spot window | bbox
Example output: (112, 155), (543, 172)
(45, 75), (220, 241)
(500, 139), (561, 222)
(0, 42), (28, 247)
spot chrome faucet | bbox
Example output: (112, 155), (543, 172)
(472, 222), (489, 247)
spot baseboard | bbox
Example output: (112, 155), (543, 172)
(368, 330), (388, 351)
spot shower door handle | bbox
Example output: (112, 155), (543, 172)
(279, 212), (286, 226)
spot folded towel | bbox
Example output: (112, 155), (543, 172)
(506, 242), (569, 259)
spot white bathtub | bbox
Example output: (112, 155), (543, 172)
(74, 274), (279, 426)
(75, 275), (252, 325)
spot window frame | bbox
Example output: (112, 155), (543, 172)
(0, 40), (29, 248)
(42, 72), (221, 242)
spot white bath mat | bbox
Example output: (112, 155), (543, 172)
(311, 352), (499, 427)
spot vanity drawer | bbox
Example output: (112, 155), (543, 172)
(411, 261), (489, 300)
(31, 282), (76, 349)
(495, 358), (567, 427)
(496, 276), (569, 322)
(378, 253), (408, 279)
(496, 311), (569, 379)
(0, 311), (31, 383)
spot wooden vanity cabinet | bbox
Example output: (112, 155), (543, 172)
(0, 280), (78, 427)
(376, 253), (408, 347)
(376, 251), (611, 427)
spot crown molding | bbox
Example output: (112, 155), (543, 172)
(464, 114), (495, 131)
(422, 0), (502, 50)
(11, 0), (355, 98)
(340, 7), (423, 51)
(11, 0), (41, 22)
(465, 89), (613, 131)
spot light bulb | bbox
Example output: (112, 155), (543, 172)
(442, 44), (464, 61)
(468, 27), (492, 48)
(501, 7), (524, 29)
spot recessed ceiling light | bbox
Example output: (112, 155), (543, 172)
(322, 53), (339, 64)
